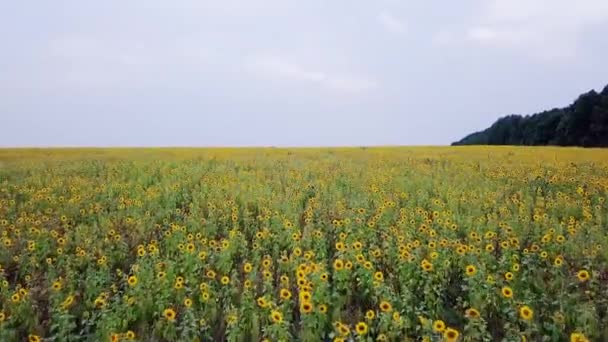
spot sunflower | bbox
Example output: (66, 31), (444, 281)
(519, 305), (533, 320)
(501, 286), (513, 298)
(270, 310), (283, 324)
(127, 275), (138, 287)
(318, 304), (328, 314)
(184, 298), (193, 308)
(465, 308), (480, 319)
(300, 301), (313, 314)
(465, 265), (477, 276)
(300, 290), (312, 302)
(61, 295), (75, 309)
(577, 270), (590, 282)
(355, 322), (368, 335)
(28, 334), (41, 342)
(443, 328), (459, 342)
(221, 276), (230, 285)
(379, 301), (392, 312)
(11, 293), (20, 303)
(333, 259), (344, 270)
(505, 272), (514, 281)
(163, 308), (176, 321)
(433, 320), (446, 333)
(52, 280), (62, 291)
(0, 312), (5, 322)
(320, 273), (329, 281)
(279, 288), (292, 300)
(366, 310), (375, 320)
(243, 263), (253, 273)
(257, 297), (268, 308)
(94, 297), (106, 308)
(421, 260), (433, 272)
(337, 323), (350, 336)
(570, 333), (589, 342)
(125, 331), (135, 340)
(554, 257), (563, 267)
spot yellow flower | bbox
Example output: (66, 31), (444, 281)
(577, 270), (590, 282)
(379, 301), (392, 312)
(257, 297), (268, 308)
(465, 265), (477, 276)
(355, 322), (368, 335)
(570, 333), (589, 342)
(51, 280), (62, 291)
(443, 328), (459, 342)
(184, 298), (193, 308)
(270, 310), (283, 323)
(300, 301), (313, 314)
(502, 286), (513, 298)
(125, 331), (136, 340)
(163, 308), (176, 321)
(366, 310), (375, 320)
(465, 308), (480, 319)
(11, 293), (21, 303)
(127, 275), (138, 287)
(61, 295), (75, 310)
(433, 320), (446, 333)
(280, 288), (292, 300)
(421, 260), (433, 272)
(520, 305), (533, 321)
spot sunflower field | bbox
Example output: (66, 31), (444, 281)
(0, 147), (607, 342)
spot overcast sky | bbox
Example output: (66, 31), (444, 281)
(1, 0), (608, 147)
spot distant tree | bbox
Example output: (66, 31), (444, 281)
(452, 84), (608, 147)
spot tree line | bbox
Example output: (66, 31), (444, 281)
(452, 84), (608, 147)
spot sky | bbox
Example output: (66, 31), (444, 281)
(1, 0), (608, 147)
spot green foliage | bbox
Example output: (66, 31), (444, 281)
(453, 84), (608, 147)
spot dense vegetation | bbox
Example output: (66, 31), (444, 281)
(452, 84), (608, 147)
(1, 147), (608, 342)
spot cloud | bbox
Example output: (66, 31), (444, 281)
(431, 30), (457, 46)
(463, 0), (608, 61)
(378, 11), (407, 35)
(47, 35), (216, 87)
(245, 54), (378, 93)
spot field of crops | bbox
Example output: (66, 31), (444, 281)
(0, 147), (607, 342)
